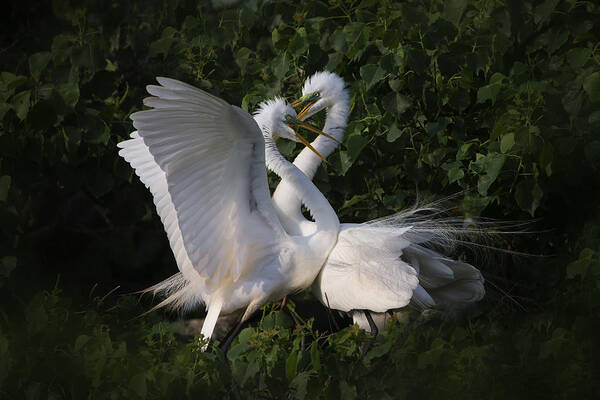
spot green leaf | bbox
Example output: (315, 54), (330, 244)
(477, 73), (505, 104)
(82, 109), (109, 144)
(227, 327), (254, 361)
(25, 294), (48, 335)
(326, 52), (344, 71)
(235, 47), (253, 75)
(0, 256), (16, 287)
(149, 27), (178, 59)
(360, 64), (385, 91)
(386, 123), (403, 143)
(129, 373), (147, 398)
(289, 27), (309, 56)
(272, 53), (288, 80)
(589, 111), (600, 125)
(74, 334), (90, 351)
(448, 166), (464, 183)
(57, 82), (80, 108)
(12, 90), (31, 120)
(340, 133), (369, 175)
(474, 152), (505, 196)
(533, 0), (559, 25)
(515, 178), (543, 216)
(389, 79), (402, 92)
(500, 133), (515, 153)
(28, 52), (52, 79)
(285, 350), (298, 382)
(0, 176), (10, 202)
(339, 380), (357, 400)
(276, 139), (297, 157)
(309, 341), (320, 371)
(566, 48), (591, 70)
(461, 194), (491, 217)
(456, 142), (475, 160)
(290, 371), (310, 399)
(566, 249), (595, 279)
(341, 193), (369, 209)
(540, 142), (554, 176)
(426, 118), (450, 139)
(583, 72), (600, 103)
(363, 339), (392, 366)
(443, 0), (467, 26)
(343, 22), (369, 60)
(51, 34), (74, 63)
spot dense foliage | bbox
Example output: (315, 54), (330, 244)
(1, 0), (599, 398)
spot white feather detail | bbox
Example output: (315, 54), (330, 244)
(118, 77), (288, 320)
(313, 224), (419, 312)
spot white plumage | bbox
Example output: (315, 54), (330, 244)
(118, 78), (339, 347)
(273, 71), (485, 332)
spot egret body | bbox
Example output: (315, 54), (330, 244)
(118, 78), (339, 348)
(274, 72), (485, 333)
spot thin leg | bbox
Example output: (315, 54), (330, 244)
(220, 318), (248, 353)
(324, 293), (340, 332)
(280, 295), (287, 310)
(364, 310), (378, 337)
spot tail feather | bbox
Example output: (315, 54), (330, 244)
(403, 244), (485, 307)
(429, 280), (485, 304)
(411, 285), (436, 309)
(138, 272), (205, 313)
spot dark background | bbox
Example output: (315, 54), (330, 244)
(0, 0), (599, 398)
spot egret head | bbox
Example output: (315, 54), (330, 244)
(254, 98), (299, 141)
(292, 71), (349, 120)
(254, 97), (333, 161)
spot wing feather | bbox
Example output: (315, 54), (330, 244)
(119, 78), (286, 299)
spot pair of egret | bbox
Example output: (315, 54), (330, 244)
(118, 72), (484, 349)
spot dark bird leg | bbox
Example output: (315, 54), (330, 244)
(364, 310), (379, 337)
(359, 310), (379, 355)
(220, 318), (249, 353)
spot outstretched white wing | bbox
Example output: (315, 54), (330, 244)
(118, 77), (286, 297)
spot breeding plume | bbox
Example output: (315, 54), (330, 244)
(118, 78), (339, 348)
(274, 71), (485, 333)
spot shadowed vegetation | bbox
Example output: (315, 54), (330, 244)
(1, 0), (599, 398)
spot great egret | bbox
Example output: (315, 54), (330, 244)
(275, 71), (485, 334)
(117, 78), (340, 349)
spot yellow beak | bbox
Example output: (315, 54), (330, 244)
(294, 131), (327, 163)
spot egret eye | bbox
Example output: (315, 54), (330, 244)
(303, 92), (320, 102)
(291, 92), (320, 108)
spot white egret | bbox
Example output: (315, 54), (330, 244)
(275, 71), (485, 334)
(117, 78), (340, 349)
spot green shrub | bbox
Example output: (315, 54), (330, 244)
(1, 0), (599, 398)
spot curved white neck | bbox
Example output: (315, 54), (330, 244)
(293, 102), (348, 177)
(264, 136), (339, 233)
(272, 101), (349, 234)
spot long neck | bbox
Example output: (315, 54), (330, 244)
(264, 135), (339, 233)
(293, 101), (348, 178)
(271, 101), (349, 234)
